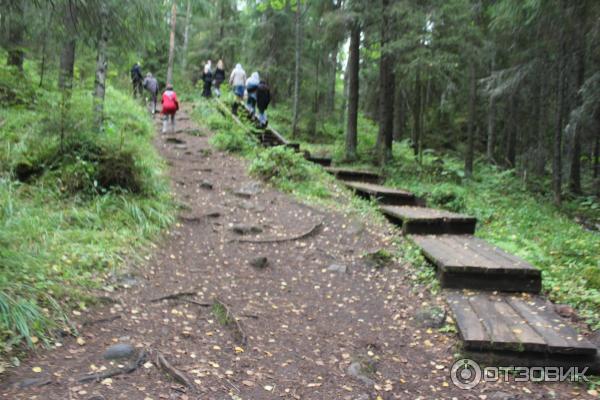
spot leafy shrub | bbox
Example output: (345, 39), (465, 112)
(249, 146), (313, 183)
(427, 183), (466, 212)
(210, 127), (254, 153)
(0, 65), (35, 106)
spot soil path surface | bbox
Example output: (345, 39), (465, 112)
(0, 105), (592, 399)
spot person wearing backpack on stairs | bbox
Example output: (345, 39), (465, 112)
(256, 80), (271, 128)
(201, 60), (213, 98)
(161, 83), (179, 134)
(245, 72), (260, 117)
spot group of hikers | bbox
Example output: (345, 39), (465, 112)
(200, 60), (271, 128)
(130, 59), (271, 134)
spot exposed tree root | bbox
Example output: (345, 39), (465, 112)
(232, 221), (323, 244)
(153, 350), (195, 388)
(77, 350), (146, 383)
(150, 291), (197, 303)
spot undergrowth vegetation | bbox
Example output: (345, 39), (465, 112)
(0, 65), (173, 359)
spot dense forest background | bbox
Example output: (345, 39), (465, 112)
(2, 0), (599, 201)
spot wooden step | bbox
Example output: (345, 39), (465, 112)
(380, 205), (476, 234)
(305, 154), (332, 167)
(324, 167), (380, 183)
(344, 181), (417, 206)
(446, 290), (599, 372)
(412, 235), (542, 292)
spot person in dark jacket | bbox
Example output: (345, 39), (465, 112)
(143, 72), (159, 114)
(256, 80), (271, 128)
(213, 59), (225, 97)
(130, 62), (143, 98)
(245, 72), (260, 116)
(201, 60), (213, 98)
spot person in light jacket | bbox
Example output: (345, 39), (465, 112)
(229, 63), (247, 100)
(245, 72), (260, 116)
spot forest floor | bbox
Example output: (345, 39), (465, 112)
(0, 105), (595, 400)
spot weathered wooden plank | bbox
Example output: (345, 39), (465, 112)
(435, 236), (538, 273)
(324, 167), (381, 183)
(446, 291), (489, 348)
(344, 181), (416, 206)
(507, 296), (597, 355)
(305, 154), (332, 166)
(381, 206), (476, 234)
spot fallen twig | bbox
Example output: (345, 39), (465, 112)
(213, 297), (247, 345)
(150, 291), (197, 303)
(154, 351), (195, 388)
(78, 350), (146, 383)
(232, 221), (323, 244)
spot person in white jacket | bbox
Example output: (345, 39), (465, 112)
(229, 63), (247, 100)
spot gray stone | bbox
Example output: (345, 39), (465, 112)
(200, 181), (213, 190)
(87, 396), (106, 400)
(327, 264), (347, 273)
(231, 224), (263, 235)
(347, 362), (375, 387)
(488, 392), (519, 400)
(414, 306), (446, 329)
(249, 257), (269, 269)
(103, 343), (135, 360)
(346, 221), (365, 236)
(233, 182), (262, 198)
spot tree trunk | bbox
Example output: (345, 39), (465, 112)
(181, 0), (192, 71)
(375, 0), (394, 165)
(309, 48), (321, 135)
(166, 1), (177, 85)
(465, 61), (476, 177)
(593, 112), (599, 179)
(506, 95), (517, 168)
(412, 70), (422, 156)
(553, 13), (567, 205)
(532, 78), (546, 176)
(58, 3), (77, 150)
(7, 3), (25, 71)
(345, 24), (360, 161)
(327, 46), (338, 114)
(292, 1), (303, 138)
(393, 87), (405, 141)
(93, 2), (109, 131)
(568, 1), (587, 195)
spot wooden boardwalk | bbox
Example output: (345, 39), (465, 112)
(412, 235), (541, 293)
(324, 167), (381, 183)
(446, 290), (598, 370)
(380, 205), (477, 234)
(305, 154), (332, 166)
(344, 181), (417, 206)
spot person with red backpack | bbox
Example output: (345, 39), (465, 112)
(161, 83), (179, 134)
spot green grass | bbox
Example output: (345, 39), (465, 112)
(0, 65), (174, 358)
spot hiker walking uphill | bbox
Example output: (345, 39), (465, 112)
(201, 60), (213, 98)
(229, 63), (246, 114)
(143, 72), (159, 114)
(161, 83), (179, 133)
(213, 59), (225, 97)
(256, 79), (271, 128)
(245, 71), (260, 117)
(130, 62), (143, 98)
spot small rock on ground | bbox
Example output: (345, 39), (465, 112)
(327, 264), (347, 273)
(231, 224), (263, 235)
(347, 362), (375, 387)
(249, 256), (269, 269)
(103, 343), (135, 360)
(200, 180), (213, 189)
(414, 306), (446, 329)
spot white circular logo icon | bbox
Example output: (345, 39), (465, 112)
(450, 358), (482, 389)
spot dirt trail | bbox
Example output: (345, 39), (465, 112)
(0, 105), (592, 399)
